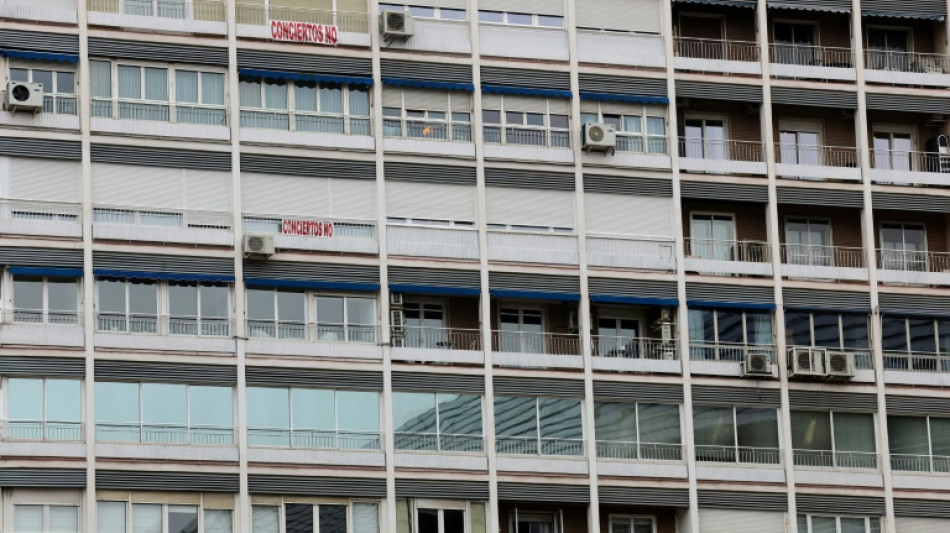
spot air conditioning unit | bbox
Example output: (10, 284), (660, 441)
(825, 351), (856, 380)
(789, 346), (826, 378)
(243, 234), (275, 258)
(381, 11), (415, 41)
(5, 81), (43, 113)
(390, 292), (404, 308)
(743, 351), (773, 377)
(582, 123), (617, 153)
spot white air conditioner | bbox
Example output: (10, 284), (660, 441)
(390, 292), (404, 307)
(381, 11), (415, 41)
(789, 346), (826, 378)
(825, 351), (856, 380)
(5, 81), (43, 113)
(582, 123), (617, 153)
(243, 234), (275, 258)
(743, 351), (773, 377)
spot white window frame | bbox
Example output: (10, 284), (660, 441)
(607, 514), (658, 533)
(510, 509), (562, 533)
(98, 500), (234, 533)
(239, 77), (370, 135)
(94, 279), (233, 337)
(411, 499), (469, 533)
(379, 3), (467, 21)
(797, 513), (881, 533)
(2, 376), (84, 442)
(871, 124), (916, 170)
(482, 96), (570, 149)
(382, 89), (472, 143)
(9, 273), (81, 325)
(786, 310), (869, 351)
(580, 102), (668, 154)
(387, 217), (475, 229)
(11, 503), (81, 533)
(245, 288), (379, 343)
(5, 60), (78, 115)
(250, 500), (375, 533)
(477, 11), (564, 28)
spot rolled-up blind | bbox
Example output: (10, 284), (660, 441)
(6, 157), (80, 203)
(485, 187), (574, 228)
(478, 0), (564, 16)
(330, 178), (376, 220)
(585, 193), (672, 237)
(403, 88), (449, 111)
(575, 0), (661, 33)
(386, 181), (476, 222)
(698, 510), (786, 533)
(92, 164), (231, 212)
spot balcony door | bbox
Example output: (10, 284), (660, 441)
(597, 317), (640, 358)
(678, 14), (725, 59)
(779, 125), (821, 166)
(513, 511), (560, 533)
(499, 307), (544, 354)
(867, 27), (911, 71)
(774, 22), (818, 65)
(785, 218), (833, 266)
(872, 130), (913, 171)
(683, 117), (726, 160)
(881, 223), (927, 271)
(690, 213), (736, 261)
(403, 301), (447, 348)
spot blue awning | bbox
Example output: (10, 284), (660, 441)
(580, 92), (669, 105)
(390, 284), (480, 297)
(9, 266), (83, 278)
(863, 10), (945, 20)
(482, 85), (572, 99)
(591, 294), (679, 307)
(491, 289), (579, 302)
(95, 269), (235, 283)
(238, 68), (374, 86)
(246, 277), (379, 292)
(688, 300), (776, 311)
(677, 0), (756, 8)
(0, 50), (79, 63)
(383, 77), (474, 92)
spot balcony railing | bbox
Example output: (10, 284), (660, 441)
(89, 0), (226, 21)
(793, 449), (878, 469)
(495, 435), (584, 457)
(94, 206), (231, 231)
(96, 314), (231, 337)
(92, 99), (227, 126)
(491, 331), (580, 356)
(247, 428), (380, 450)
(678, 138), (764, 163)
(235, 3), (369, 33)
(586, 235), (675, 271)
(0, 199), (81, 223)
(891, 453), (950, 474)
(2, 420), (82, 442)
(387, 225), (477, 260)
(244, 215), (375, 240)
(871, 149), (950, 175)
(384, 119), (472, 143)
(695, 445), (781, 465)
(865, 50), (950, 75)
(769, 43), (853, 68)
(394, 326), (481, 351)
(394, 432), (484, 453)
(690, 342), (775, 363)
(685, 238), (771, 263)
(883, 351), (950, 373)
(596, 440), (683, 461)
(240, 110), (370, 136)
(877, 249), (950, 274)
(675, 37), (759, 62)
(781, 244), (866, 269)
(247, 321), (378, 344)
(775, 144), (859, 168)
(592, 336), (678, 360)
(12, 309), (81, 326)
(483, 126), (570, 149)
(96, 423), (234, 445)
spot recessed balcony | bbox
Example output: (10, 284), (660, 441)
(678, 138), (766, 176)
(685, 238), (772, 277)
(674, 37), (761, 75)
(780, 244), (868, 282)
(490, 330), (581, 369)
(774, 143), (861, 181)
(870, 149), (950, 187)
(591, 335), (680, 374)
(877, 249), (950, 286)
(769, 43), (856, 81)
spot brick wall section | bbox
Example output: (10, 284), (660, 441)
(777, 205), (864, 249)
(447, 296), (480, 331)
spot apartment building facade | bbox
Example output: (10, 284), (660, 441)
(0, 0), (949, 532)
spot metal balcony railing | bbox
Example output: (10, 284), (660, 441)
(247, 428), (380, 450)
(780, 244), (867, 269)
(695, 445), (782, 465)
(495, 435), (585, 457)
(393, 432), (485, 453)
(775, 144), (859, 168)
(674, 37), (759, 62)
(11, 309), (81, 326)
(685, 238), (771, 263)
(89, 0), (227, 21)
(384, 119), (472, 143)
(793, 449), (878, 469)
(592, 336), (678, 360)
(243, 215), (376, 239)
(483, 126), (570, 149)
(865, 49), (950, 74)
(678, 138), (764, 163)
(94, 206), (232, 231)
(891, 453), (950, 474)
(883, 350), (950, 373)
(769, 43), (853, 68)
(96, 423), (234, 445)
(394, 326), (481, 351)
(491, 330), (580, 356)
(97, 314), (231, 337)
(235, 3), (370, 33)
(0, 199), (81, 223)
(595, 440), (683, 461)
(240, 110), (371, 136)
(871, 149), (950, 174)
(247, 321), (379, 344)
(877, 249), (950, 273)
(2, 420), (82, 442)
(92, 99), (228, 126)
(690, 342), (775, 363)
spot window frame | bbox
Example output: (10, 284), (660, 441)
(392, 390), (484, 453)
(94, 278), (232, 337)
(796, 513), (881, 533)
(477, 11), (564, 28)
(96, 500), (233, 533)
(691, 404), (781, 464)
(580, 102), (669, 155)
(593, 400), (683, 461)
(13, 503), (81, 533)
(238, 76), (371, 135)
(482, 96), (570, 149)
(250, 500), (379, 533)
(11, 274), (81, 325)
(4, 376), (84, 442)
(381, 89), (472, 143)
(412, 499), (469, 533)
(607, 514), (658, 533)
(6, 61), (78, 115)
(494, 395), (584, 457)
(790, 410), (878, 469)
(379, 3), (467, 21)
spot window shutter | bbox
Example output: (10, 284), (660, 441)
(697, 510), (785, 533)
(184, 170), (231, 212)
(481, 94), (502, 109)
(92, 163), (184, 209)
(576, 0), (661, 33)
(403, 88), (448, 111)
(450, 92), (472, 112)
(585, 193), (672, 237)
(547, 98), (570, 115)
(386, 181), (476, 222)
(502, 95), (548, 114)
(895, 518), (950, 532)
(486, 186), (574, 227)
(6, 158), (80, 203)
(329, 178), (376, 220)
(479, 0), (564, 15)
(241, 172), (330, 217)
(382, 88), (403, 108)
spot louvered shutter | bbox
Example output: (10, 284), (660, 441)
(184, 170), (231, 212)
(585, 193), (672, 237)
(241, 172), (330, 217)
(547, 98), (570, 115)
(486, 187), (574, 227)
(382, 88), (403, 108)
(403, 88), (448, 111)
(329, 178), (376, 220)
(450, 92), (472, 112)
(92, 163), (184, 209)
(6, 158), (80, 203)
(386, 181), (476, 222)
(699, 510), (785, 533)
(896, 518), (950, 532)
(576, 0), (661, 33)
(502, 95), (548, 114)
(482, 94), (502, 110)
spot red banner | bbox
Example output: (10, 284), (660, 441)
(270, 20), (339, 45)
(282, 219), (335, 238)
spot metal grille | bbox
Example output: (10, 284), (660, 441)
(89, 38), (227, 65)
(389, 267), (480, 289)
(776, 186), (864, 208)
(788, 390), (877, 411)
(0, 247), (83, 268)
(381, 59), (473, 83)
(385, 162), (476, 185)
(494, 376), (584, 397)
(91, 144), (231, 171)
(698, 490), (788, 511)
(248, 475), (386, 497)
(242, 154), (375, 180)
(592, 381), (683, 403)
(94, 252), (234, 277)
(97, 470), (239, 492)
(0, 356), (84, 377)
(484, 167), (575, 190)
(95, 360), (237, 385)
(783, 288), (871, 311)
(0, 30), (80, 54)
(692, 385), (782, 407)
(681, 181), (769, 203)
(676, 81), (762, 102)
(237, 50), (372, 76)
(579, 74), (667, 97)
(0, 138), (81, 160)
(480, 67), (570, 91)
(245, 366), (383, 390)
(584, 175), (672, 197)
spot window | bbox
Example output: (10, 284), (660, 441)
(482, 96), (570, 148)
(888, 415), (950, 473)
(683, 118), (725, 160)
(580, 103), (667, 154)
(382, 89), (472, 143)
(785, 311), (870, 367)
(866, 27), (910, 71)
(608, 516), (656, 533)
(880, 222), (927, 271)
(14, 504), (79, 532)
(246, 288), (377, 343)
(13, 275), (79, 324)
(486, 223), (572, 234)
(94, 381), (234, 445)
(121, 0), (192, 18)
(239, 77), (370, 135)
(595, 317), (641, 358)
(594, 402), (681, 460)
(797, 514), (881, 533)
(688, 308), (773, 361)
(881, 315), (950, 371)
(512, 511), (559, 533)
(494, 396), (583, 456)
(478, 11), (563, 28)
(872, 131), (913, 171)
(246, 386), (380, 450)
(689, 213), (736, 261)
(790, 411), (876, 469)
(416, 507), (465, 533)
(498, 307), (544, 354)
(779, 128), (821, 166)
(773, 22), (818, 65)
(8, 65), (76, 114)
(89, 61), (226, 125)
(96, 279), (231, 337)
(251, 502), (380, 533)
(692, 405), (780, 464)
(380, 4), (465, 20)
(402, 301), (445, 347)
(393, 392), (483, 452)
(785, 218), (833, 266)
(167, 282), (230, 336)
(7, 377), (82, 441)
(97, 501), (232, 533)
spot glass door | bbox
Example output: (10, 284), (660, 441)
(786, 218), (833, 266)
(500, 308), (544, 354)
(867, 28), (910, 71)
(404, 302), (447, 348)
(774, 22), (817, 65)
(683, 118), (726, 160)
(597, 317), (640, 358)
(779, 129), (821, 165)
(872, 131), (913, 171)
(881, 223), (927, 271)
(691, 214), (736, 261)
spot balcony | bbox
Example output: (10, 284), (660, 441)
(769, 43), (855, 81)
(94, 313), (234, 352)
(244, 215), (378, 255)
(586, 235), (675, 271)
(891, 453), (950, 474)
(865, 50), (950, 88)
(678, 138), (766, 176)
(93, 206), (232, 246)
(877, 249), (950, 286)
(88, 0), (226, 35)
(674, 37), (761, 75)
(870, 149), (950, 187)
(2, 310), (83, 347)
(0, 200), (81, 238)
(479, 24), (569, 62)
(793, 449), (878, 470)
(392, 325), (483, 366)
(387, 225), (478, 260)
(774, 144), (861, 182)
(383, 119), (474, 158)
(596, 440), (682, 462)
(577, 30), (665, 68)
(695, 445), (781, 465)
(690, 342), (777, 377)
(395, 431), (484, 454)
(97, 422), (233, 446)
(235, 4), (370, 46)
(491, 330), (581, 369)
(591, 336), (680, 374)
(2, 420), (82, 442)
(239, 111), (373, 150)
(91, 99), (229, 140)
(780, 244), (868, 281)
(496, 435), (584, 457)
(0, 91), (80, 131)
(244, 320), (382, 360)
(248, 428), (379, 451)
(483, 127), (573, 164)
(0, 0), (78, 23)
(487, 230), (578, 265)
(684, 239), (772, 277)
